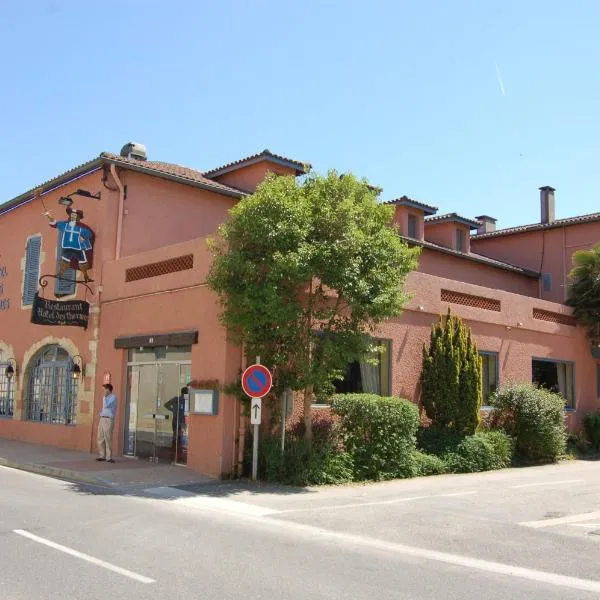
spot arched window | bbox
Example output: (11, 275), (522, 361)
(0, 349), (14, 418)
(25, 345), (78, 424)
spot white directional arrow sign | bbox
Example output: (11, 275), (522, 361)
(250, 397), (262, 425)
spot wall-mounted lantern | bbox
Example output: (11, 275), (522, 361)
(4, 358), (16, 381)
(71, 355), (85, 380)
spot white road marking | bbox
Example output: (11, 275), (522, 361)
(257, 518), (600, 594)
(175, 495), (280, 517)
(571, 523), (600, 529)
(13, 530), (155, 583)
(276, 491), (478, 514)
(519, 511), (600, 529)
(438, 491), (478, 498)
(511, 479), (583, 489)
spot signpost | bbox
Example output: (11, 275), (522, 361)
(250, 398), (262, 425)
(242, 359), (272, 481)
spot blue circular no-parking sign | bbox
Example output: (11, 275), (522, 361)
(241, 364), (273, 398)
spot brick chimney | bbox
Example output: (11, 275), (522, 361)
(540, 186), (556, 224)
(475, 215), (497, 234)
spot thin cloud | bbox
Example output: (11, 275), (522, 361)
(494, 61), (506, 97)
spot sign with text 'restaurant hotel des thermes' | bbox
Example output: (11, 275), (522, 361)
(31, 294), (90, 329)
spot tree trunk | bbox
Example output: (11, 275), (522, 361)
(303, 383), (314, 448)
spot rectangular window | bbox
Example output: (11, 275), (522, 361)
(542, 273), (552, 292)
(55, 234), (76, 297)
(480, 352), (498, 406)
(22, 236), (41, 306)
(532, 359), (575, 409)
(456, 229), (466, 252)
(332, 339), (391, 397)
(407, 214), (418, 238)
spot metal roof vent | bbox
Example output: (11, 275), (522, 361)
(120, 142), (147, 161)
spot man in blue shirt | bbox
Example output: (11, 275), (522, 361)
(96, 384), (118, 463)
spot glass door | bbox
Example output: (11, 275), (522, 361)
(124, 358), (192, 464)
(125, 364), (158, 460)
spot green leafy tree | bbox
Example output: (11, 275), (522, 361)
(207, 171), (419, 444)
(421, 309), (482, 435)
(566, 244), (600, 341)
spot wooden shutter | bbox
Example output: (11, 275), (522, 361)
(54, 234), (76, 297)
(22, 236), (41, 305)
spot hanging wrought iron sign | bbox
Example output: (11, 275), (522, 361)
(34, 188), (97, 298)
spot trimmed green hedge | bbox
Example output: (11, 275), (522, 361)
(332, 393), (419, 480)
(258, 435), (354, 486)
(583, 412), (600, 452)
(489, 383), (566, 461)
(444, 431), (514, 473)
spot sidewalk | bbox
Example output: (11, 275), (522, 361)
(0, 438), (216, 489)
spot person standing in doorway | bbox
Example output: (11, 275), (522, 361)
(165, 387), (188, 462)
(97, 384), (118, 463)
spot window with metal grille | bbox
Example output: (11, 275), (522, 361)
(25, 345), (78, 424)
(480, 351), (498, 407)
(0, 362), (14, 418)
(22, 236), (41, 306)
(407, 214), (418, 239)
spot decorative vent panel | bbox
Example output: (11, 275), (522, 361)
(532, 308), (576, 327)
(441, 289), (501, 312)
(125, 254), (194, 282)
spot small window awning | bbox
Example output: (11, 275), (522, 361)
(114, 330), (198, 349)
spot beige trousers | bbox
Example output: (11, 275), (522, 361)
(97, 417), (115, 460)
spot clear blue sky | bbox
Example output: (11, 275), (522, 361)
(1, 1), (598, 229)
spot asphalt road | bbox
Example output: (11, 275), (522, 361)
(2, 460), (600, 599)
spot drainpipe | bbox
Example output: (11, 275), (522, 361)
(236, 350), (248, 477)
(110, 164), (125, 260)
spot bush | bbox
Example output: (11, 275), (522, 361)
(258, 435), (354, 486)
(332, 393), (419, 480)
(583, 412), (600, 452)
(445, 431), (514, 473)
(489, 383), (566, 461)
(410, 450), (447, 476)
(417, 426), (463, 456)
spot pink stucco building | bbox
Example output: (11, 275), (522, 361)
(0, 145), (597, 476)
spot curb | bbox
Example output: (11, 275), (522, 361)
(0, 457), (106, 486)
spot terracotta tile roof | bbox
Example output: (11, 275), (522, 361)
(0, 151), (249, 215)
(101, 153), (245, 197)
(383, 195), (438, 215)
(472, 211), (600, 239)
(402, 236), (540, 278)
(203, 148), (309, 178)
(0, 156), (104, 215)
(425, 213), (481, 228)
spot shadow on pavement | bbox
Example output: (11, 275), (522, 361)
(66, 478), (314, 500)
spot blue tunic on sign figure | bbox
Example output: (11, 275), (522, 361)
(45, 207), (94, 283)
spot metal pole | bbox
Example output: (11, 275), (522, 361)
(280, 392), (286, 459)
(252, 355), (261, 481)
(252, 423), (259, 481)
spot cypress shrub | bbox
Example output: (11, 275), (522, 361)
(421, 309), (482, 435)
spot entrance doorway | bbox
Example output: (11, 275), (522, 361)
(124, 346), (191, 464)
